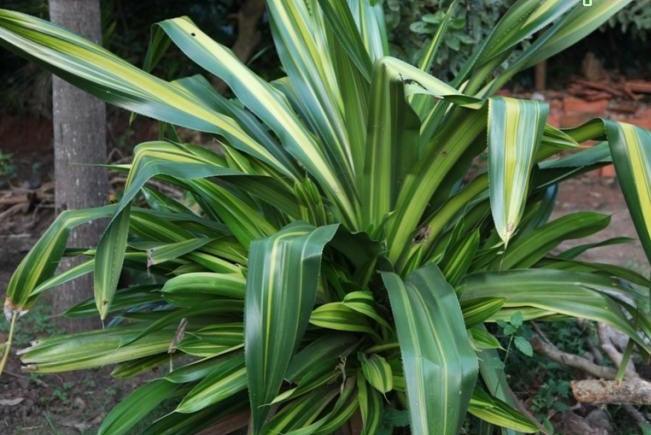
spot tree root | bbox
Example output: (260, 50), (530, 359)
(532, 322), (651, 412)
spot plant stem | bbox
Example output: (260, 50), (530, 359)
(0, 311), (18, 375)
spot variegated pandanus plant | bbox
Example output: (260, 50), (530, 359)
(1, 1), (651, 434)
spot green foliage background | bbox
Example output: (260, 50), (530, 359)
(385, 0), (516, 79)
(2, 0), (651, 115)
(385, 0), (651, 80)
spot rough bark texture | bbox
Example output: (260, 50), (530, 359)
(572, 379), (651, 405)
(49, 0), (107, 330)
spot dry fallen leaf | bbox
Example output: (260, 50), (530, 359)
(0, 397), (24, 406)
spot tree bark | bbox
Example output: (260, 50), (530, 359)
(572, 379), (651, 405)
(49, 0), (107, 330)
(534, 60), (546, 92)
(531, 335), (618, 379)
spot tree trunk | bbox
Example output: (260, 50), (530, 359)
(534, 60), (546, 92)
(49, 0), (107, 331)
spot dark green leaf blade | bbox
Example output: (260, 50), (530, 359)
(245, 223), (338, 432)
(382, 264), (478, 435)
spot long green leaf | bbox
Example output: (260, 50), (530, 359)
(31, 259), (94, 296)
(146, 237), (213, 266)
(357, 376), (383, 435)
(5, 205), (117, 313)
(143, 398), (248, 435)
(178, 323), (244, 358)
(458, 269), (650, 352)
(538, 118), (651, 265)
(359, 352), (393, 393)
(468, 388), (537, 433)
(176, 354), (247, 413)
(522, 0), (631, 70)
(361, 59), (420, 232)
(542, 257), (651, 288)
(410, 0), (458, 118)
(347, 0), (389, 61)
(382, 264), (478, 435)
(317, 0), (372, 81)
(162, 272), (245, 299)
(99, 380), (179, 435)
(606, 121), (651, 263)
(498, 211), (610, 269)
(310, 302), (378, 338)
(267, 0), (357, 190)
(488, 96), (548, 244)
(155, 15), (358, 226)
(65, 285), (161, 318)
(245, 223), (338, 432)
(20, 326), (174, 373)
(342, 291), (391, 329)
(0, 10), (288, 174)
(95, 142), (257, 319)
(285, 334), (358, 383)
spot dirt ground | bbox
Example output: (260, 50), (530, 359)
(553, 175), (649, 275)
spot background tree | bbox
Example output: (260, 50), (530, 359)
(49, 0), (108, 330)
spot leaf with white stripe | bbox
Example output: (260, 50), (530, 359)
(523, 0), (632, 69)
(146, 237), (213, 266)
(343, 291), (391, 329)
(0, 10), (287, 174)
(155, 15), (357, 226)
(346, 0), (389, 62)
(411, 0), (459, 118)
(99, 379), (179, 435)
(176, 354), (247, 413)
(94, 142), (247, 319)
(245, 223), (338, 432)
(488, 96), (548, 244)
(162, 272), (246, 299)
(457, 269), (651, 352)
(317, 0), (372, 81)
(357, 376), (383, 435)
(382, 264), (478, 435)
(605, 121), (651, 263)
(5, 205), (117, 314)
(310, 302), (378, 338)
(468, 388), (537, 433)
(359, 353), (393, 394)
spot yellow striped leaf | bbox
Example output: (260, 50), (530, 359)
(458, 269), (651, 353)
(154, 16), (358, 225)
(488, 96), (548, 244)
(357, 376), (383, 435)
(94, 142), (248, 319)
(99, 380), (179, 435)
(359, 353), (393, 393)
(245, 223), (338, 432)
(5, 205), (117, 314)
(382, 264), (478, 435)
(309, 302), (378, 338)
(468, 388), (537, 433)
(0, 9), (288, 175)
(605, 121), (651, 263)
(176, 354), (247, 413)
